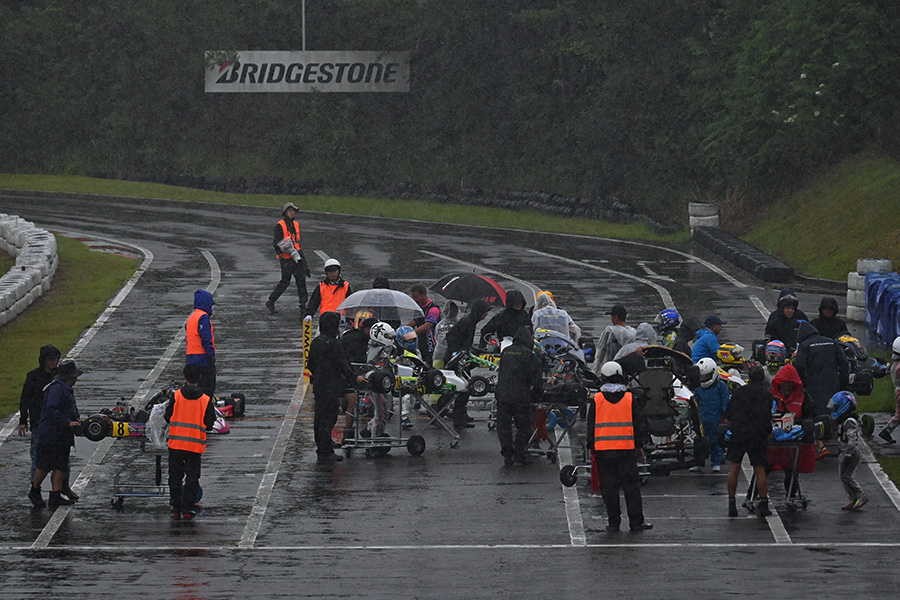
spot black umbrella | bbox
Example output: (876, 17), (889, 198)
(429, 273), (507, 307)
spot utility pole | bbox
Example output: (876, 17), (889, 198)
(302, 0), (306, 51)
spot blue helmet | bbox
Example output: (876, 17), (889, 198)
(827, 391), (857, 421)
(655, 308), (681, 333)
(396, 326), (418, 352)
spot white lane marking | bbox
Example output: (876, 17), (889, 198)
(556, 440), (586, 546)
(636, 261), (675, 282)
(525, 248), (675, 309)
(31, 249), (219, 550)
(740, 461), (792, 544)
(239, 375), (308, 548)
(749, 295), (771, 319)
(0, 235), (153, 445)
(859, 439), (900, 512)
(313, 250), (330, 263)
(9, 541), (900, 552)
(417, 249), (582, 544)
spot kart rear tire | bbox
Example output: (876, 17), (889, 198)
(406, 435), (426, 456)
(423, 369), (446, 393)
(83, 415), (111, 442)
(861, 414), (876, 437)
(801, 419), (815, 444)
(369, 369), (395, 394)
(559, 464), (578, 487)
(468, 375), (490, 398)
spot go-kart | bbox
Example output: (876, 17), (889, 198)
(534, 328), (600, 404)
(81, 387), (239, 442)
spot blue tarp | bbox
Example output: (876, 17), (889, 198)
(865, 271), (900, 345)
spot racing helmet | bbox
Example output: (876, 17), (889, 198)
(324, 258), (341, 272)
(717, 343), (744, 365)
(893, 336), (900, 360)
(369, 322), (395, 347)
(827, 390), (857, 422)
(599, 361), (624, 384)
(654, 308), (681, 333)
(697, 357), (720, 388)
(396, 325), (418, 352)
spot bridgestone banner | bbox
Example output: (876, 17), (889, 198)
(205, 51), (409, 93)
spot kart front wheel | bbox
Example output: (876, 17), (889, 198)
(406, 435), (426, 456)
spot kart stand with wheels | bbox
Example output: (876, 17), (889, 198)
(110, 437), (171, 510)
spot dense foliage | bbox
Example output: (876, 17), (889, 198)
(1, 0), (897, 216)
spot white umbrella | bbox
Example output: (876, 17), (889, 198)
(336, 289), (424, 322)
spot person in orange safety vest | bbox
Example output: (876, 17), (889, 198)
(588, 361), (652, 532)
(305, 258), (352, 318)
(186, 289), (216, 397)
(266, 202), (311, 315)
(164, 364), (216, 520)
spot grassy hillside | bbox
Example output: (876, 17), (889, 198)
(744, 154), (900, 281)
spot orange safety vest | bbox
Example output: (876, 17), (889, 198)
(186, 309), (215, 355)
(318, 281), (349, 314)
(593, 390), (635, 451)
(276, 219), (302, 259)
(168, 390), (211, 453)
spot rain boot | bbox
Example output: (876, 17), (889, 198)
(48, 491), (75, 509)
(728, 497), (738, 518)
(28, 487), (45, 508)
(757, 498), (772, 518)
(61, 482), (79, 501)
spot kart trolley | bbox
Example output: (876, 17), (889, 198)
(340, 363), (428, 457)
(82, 415), (173, 510)
(737, 415), (829, 514)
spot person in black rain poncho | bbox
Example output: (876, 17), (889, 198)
(495, 326), (543, 465)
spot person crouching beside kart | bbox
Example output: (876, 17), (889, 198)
(590, 361), (652, 532)
(496, 326), (543, 466)
(165, 364), (216, 520)
(308, 311), (367, 462)
(725, 365), (773, 518)
(690, 358), (731, 473)
(830, 391), (868, 510)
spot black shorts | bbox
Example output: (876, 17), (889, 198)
(35, 443), (70, 473)
(726, 439), (767, 467)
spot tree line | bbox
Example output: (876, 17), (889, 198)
(1, 0), (897, 219)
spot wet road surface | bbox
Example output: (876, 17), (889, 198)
(0, 193), (897, 598)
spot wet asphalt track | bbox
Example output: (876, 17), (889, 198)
(0, 193), (898, 599)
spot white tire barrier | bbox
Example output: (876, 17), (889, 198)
(0, 214), (58, 326)
(857, 258), (892, 274)
(847, 272), (866, 291)
(846, 305), (867, 323)
(688, 202), (719, 217)
(689, 214), (720, 230)
(847, 289), (866, 308)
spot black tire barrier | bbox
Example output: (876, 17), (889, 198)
(693, 227), (794, 283)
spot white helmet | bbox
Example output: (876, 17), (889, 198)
(599, 361), (623, 382)
(697, 357), (720, 388)
(369, 322), (395, 347)
(324, 258), (341, 272)
(893, 336), (900, 360)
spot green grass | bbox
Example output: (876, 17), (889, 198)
(745, 155), (900, 280)
(877, 456), (900, 485)
(0, 235), (139, 417)
(0, 174), (687, 243)
(0, 251), (12, 274)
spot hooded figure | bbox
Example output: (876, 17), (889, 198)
(307, 311), (360, 461)
(531, 292), (582, 342)
(433, 300), (460, 367)
(810, 297), (848, 339)
(481, 289), (530, 341)
(614, 323), (658, 361)
(186, 289), (216, 396)
(672, 317), (699, 357)
(495, 326), (544, 465)
(793, 321), (850, 416)
(443, 298), (491, 361)
(764, 288), (808, 354)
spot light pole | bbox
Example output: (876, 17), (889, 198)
(302, 0), (306, 51)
